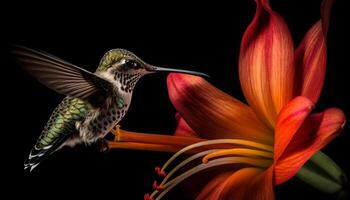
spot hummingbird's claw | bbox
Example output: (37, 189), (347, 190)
(111, 125), (121, 142)
(96, 138), (110, 152)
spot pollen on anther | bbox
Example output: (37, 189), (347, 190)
(155, 166), (167, 177)
(153, 180), (164, 192)
(144, 193), (154, 200)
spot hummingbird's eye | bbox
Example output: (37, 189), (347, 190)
(123, 59), (141, 70)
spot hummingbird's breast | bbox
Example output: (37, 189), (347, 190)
(77, 70), (134, 143)
(78, 92), (131, 143)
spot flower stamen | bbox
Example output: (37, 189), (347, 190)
(148, 139), (274, 199)
(160, 139), (273, 173)
(161, 149), (220, 185)
(152, 157), (272, 200)
(149, 149), (219, 198)
(202, 148), (274, 164)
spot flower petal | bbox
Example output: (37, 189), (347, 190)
(218, 167), (274, 200)
(239, 0), (294, 128)
(195, 170), (237, 200)
(174, 113), (199, 138)
(294, 0), (334, 103)
(167, 73), (273, 145)
(274, 108), (345, 185)
(274, 96), (314, 161)
(242, 166), (274, 200)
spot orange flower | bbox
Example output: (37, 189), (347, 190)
(109, 0), (345, 199)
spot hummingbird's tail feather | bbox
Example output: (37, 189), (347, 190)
(24, 145), (53, 172)
(24, 134), (71, 172)
(24, 161), (30, 170)
(24, 160), (40, 172)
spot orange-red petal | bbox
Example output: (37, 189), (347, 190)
(274, 108), (345, 185)
(239, 0), (294, 128)
(174, 113), (199, 138)
(217, 167), (274, 200)
(274, 96), (314, 161)
(195, 170), (237, 200)
(242, 166), (274, 200)
(167, 73), (273, 145)
(294, 0), (334, 103)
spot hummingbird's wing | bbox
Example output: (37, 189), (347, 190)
(24, 97), (89, 172)
(12, 46), (113, 107)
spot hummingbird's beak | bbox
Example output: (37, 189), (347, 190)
(148, 65), (210, 78)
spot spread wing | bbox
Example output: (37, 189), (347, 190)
(12, 45), (113, 106)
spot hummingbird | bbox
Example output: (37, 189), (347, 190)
(14, 46), (209, 172)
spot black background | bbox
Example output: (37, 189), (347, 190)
(4, 0), (349, 199)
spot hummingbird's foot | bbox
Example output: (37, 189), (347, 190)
(111, 125), (121, 142)
(96, 138), (109, 152)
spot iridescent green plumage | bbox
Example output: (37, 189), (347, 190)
(36, 97), (90, 149)
(97, 49), (135, 72)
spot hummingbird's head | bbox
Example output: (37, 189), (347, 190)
(97, 49), (209, 93)
(97, 49), (150, 74)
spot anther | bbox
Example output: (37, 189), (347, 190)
(144, 193), (154, 200)
(153, 180), (165, 192)
(155, 166), (167, 177)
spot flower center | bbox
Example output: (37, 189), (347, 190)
(144, 139), (274, 200)
(106, 128), (274, 200)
